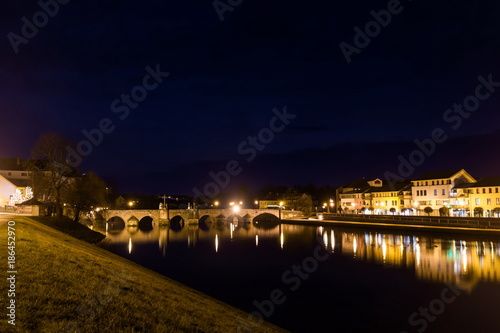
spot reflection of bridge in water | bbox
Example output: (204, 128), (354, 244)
(102, 208), (305, 233)
(99, 214), (500, 292)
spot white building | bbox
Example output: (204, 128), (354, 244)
(411, 169), (476, 215)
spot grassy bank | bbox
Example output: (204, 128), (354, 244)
(29, 216), (106, 244)
(0, 217), (285, 332)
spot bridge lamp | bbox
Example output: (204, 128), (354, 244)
(233, 205), (240, 213)
(214, 201), (219, 207)
(229, 202), (235, 206)
(239, 201), (243, 205)
(128, 201), (134, 209)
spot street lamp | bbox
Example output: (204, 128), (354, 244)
(214, 201), (219, 207)
(329, 199), (334, 213)
(128, 201), (134, 209)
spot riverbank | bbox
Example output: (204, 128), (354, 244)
(285, 214), (500, 235)
(0, 217), (285, 332)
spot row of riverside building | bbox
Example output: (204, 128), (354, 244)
(337, 169), (500, 217)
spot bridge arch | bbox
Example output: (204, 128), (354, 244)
(106, 216), (125, 233)
(170, 215), (185, 232)
(227, 214), (243, 229)
(127, 216), (139, 226)
(138, 216), (154, 232)
(199, 215), (214, 231)
(253, 213), (280, 229)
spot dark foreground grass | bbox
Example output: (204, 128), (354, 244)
(29, 216), (106, 244)
(0, 217), (287, 333)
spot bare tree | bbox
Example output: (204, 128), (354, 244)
(64, 172), (109, 222)
(28, 133), (74, 220)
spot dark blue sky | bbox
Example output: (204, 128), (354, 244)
(1, 0), (500, 195)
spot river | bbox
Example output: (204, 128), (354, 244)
(98, 219), (500, 332)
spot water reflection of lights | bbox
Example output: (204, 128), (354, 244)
(323, 232), (328, 248)
(230, 223), (234, 240)
(331, 230), (335, 252)
(462, 241), (468, 272)
(280, 232), (284, 249)
(415, 243), (420, 267)
(128, 238), (132, 254)
(255, 235), (259, 247)
(215, 234), (219, 253)
(382, 240), (387, 262)
(353, 237), (357, 257)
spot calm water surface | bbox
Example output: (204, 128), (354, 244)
(99, 220), (500, 333)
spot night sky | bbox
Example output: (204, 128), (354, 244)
(1, 0), (500, 196)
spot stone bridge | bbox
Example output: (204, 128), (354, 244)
(101, 208), (305, 231)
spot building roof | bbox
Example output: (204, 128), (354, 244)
(0, 158), (27, 171)
(366, 182), (411, 193)
(6, 178), (28, 187)
(413, 169), (463, 181)
(453, 182), (476, 189)
(467, 176), (500, 187)
(0, 158), (50, 171)
(342, 179), (370, 189)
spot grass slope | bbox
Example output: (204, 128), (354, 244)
(0, 217), (286, 333)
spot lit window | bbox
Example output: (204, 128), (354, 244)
(487, 198), (492, 205)
(476, 199), (480, 205)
